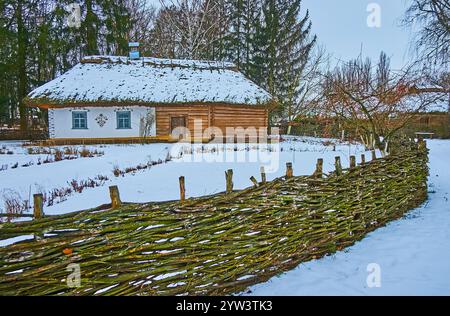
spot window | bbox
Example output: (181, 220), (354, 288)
(72, 111), (88, 129)
(117, 111), (131, 129)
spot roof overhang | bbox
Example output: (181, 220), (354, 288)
(25, 98), (278, 110)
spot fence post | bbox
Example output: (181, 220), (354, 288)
(418, 139), (427, 151)
(179, 176), (186, 202)
(361, 154), (366, 165)
(350, 156), (356, 168)
(225, 169), (234, 194)
(33, 194), (44, 220)
(335, 157), (342, 176)
(109, 186), (122, 209)
(286, 162), (293, 178)
(315, 158), (323, 178)
(260, 166), (267, 184)
(371, 150), (377, 161)
(250, 176), (259, 188)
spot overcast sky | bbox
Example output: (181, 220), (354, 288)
(147, 0), (414, 69)
(302, 0), (413, 69)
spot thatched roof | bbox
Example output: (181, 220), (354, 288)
(26, 56), (273, 108)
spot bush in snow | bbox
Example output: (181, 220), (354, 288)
(2, 190), (29, 217)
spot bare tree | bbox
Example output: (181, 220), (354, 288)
(139, 109), (156, 137)
(158, 0), (228, 59)
(286, 45), (329, 134)
(321, 52), (448, 154)
(150, 5), (180, 58)
(403, 0), (450, 66)
(126, 0), (158, 56)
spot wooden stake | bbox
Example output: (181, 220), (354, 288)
(350, 156), (356, 168)
(418, 139), (427, 151)
(260, 166), (266, 184)
(315, 159), (323, 178)
(371, 150), (377, 161)
(109, 186), (122, 209)
(361, 154), (366, 165)
(335, 157), (342, 176)
(33, 194), (44, 220)
(250, 176), (259, 188)
(179, 176), (186, 202)
(286, 162), (293, 178)
(225, 169), (234, 194)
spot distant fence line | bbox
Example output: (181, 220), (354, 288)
(0, 140), (429, 295)
(286, 114), (450, 139)
(0, 128), (47, 141)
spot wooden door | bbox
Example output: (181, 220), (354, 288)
(170, 116), (187, 138)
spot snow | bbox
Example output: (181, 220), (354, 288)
(26, 55), (272, 107)
(154, 270), (188, 281)
(94, 284), (119, 295)
(0, 234), (34, 247)
(0, 137), (375, 218)
(1, 137), (449, 294)
(421, 102), (448, 113)
(246, 139), (450, 296)
(85, 55), (237, 69)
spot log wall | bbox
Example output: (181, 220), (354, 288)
(155, 105), (210, 136)
(211, 105), (268, 131)
(155, 104), (268, 138)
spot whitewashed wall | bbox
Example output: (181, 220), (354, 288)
(48, 106), (156, 139)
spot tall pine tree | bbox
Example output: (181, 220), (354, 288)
(0, 0), (135, 130)
(278, 0), (315, 122)
(224, 0), (261, 76)
(256, 0), (316, 122)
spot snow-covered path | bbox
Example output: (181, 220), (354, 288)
(248, 139), (450, 296)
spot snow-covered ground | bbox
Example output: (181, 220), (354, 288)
(1, 137), (449, 295)
(0, 137), (373, 217)
(247, 139), (450, 296)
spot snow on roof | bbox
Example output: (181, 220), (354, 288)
(420, 102), (449, 113)
(26, 55), (273, 107)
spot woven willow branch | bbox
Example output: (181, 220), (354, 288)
(0, 141), (429, 296)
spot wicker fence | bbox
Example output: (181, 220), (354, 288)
(0, 128), (47, 141)
(0, 141), (429, 295)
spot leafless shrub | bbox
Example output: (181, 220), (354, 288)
(0, 146), (14, 155)
(77, 147), (104, 158)
(63, 147), (78, 156)
(24, 146), (103, 165)
(21, 161), (34, 167)
(43, 175), (109, 206)
(113, 165), (123, 177)
(79, 147), (91, 158)
(54, 149), (64, 161)
(112, 155), (173, 177)
(27, 147), (52, 155)
(68, 176), (109, 194)
(2, 191), (29, 217)
(43, 156), (53, 164)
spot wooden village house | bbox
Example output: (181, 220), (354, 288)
(25, 56), (274, 144)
